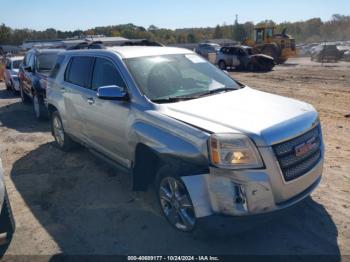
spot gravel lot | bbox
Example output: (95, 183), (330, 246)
(0, 57), (349, 258)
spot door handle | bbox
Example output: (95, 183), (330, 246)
(87, 97), (95, 105)
(60, 87), (66, 93)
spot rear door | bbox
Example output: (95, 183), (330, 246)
(63, 56), (94, 142)
(83, 56), (131, 167)
(230, 48), (241, 67)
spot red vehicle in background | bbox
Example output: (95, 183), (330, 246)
(18, 48), (63, 120)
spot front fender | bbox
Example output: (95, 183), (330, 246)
(130, 121), (208, 169)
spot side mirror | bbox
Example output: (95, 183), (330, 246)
(97, 85), (128, 101)
(24, 66), (32, 72)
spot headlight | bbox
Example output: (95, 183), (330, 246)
(209, 133), (263, 169)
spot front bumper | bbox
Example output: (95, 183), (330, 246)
(182, 147), (323, 219)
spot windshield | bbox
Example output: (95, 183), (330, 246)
(36, 53), (58, 72)
(12, 60), (22, 69)
(125, 54), (241, 102)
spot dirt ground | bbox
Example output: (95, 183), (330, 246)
(0, 57), (349, 258)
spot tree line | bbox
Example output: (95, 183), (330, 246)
(0, 14), (349, 46)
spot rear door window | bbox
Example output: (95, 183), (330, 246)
(28, 54), (35, 68)
(24, 53), (31, 66)
(36, 53), (58, 72)
(65, 56), (94, 88)
(91, 57), (126, 91)
(49, 55), (65, 78)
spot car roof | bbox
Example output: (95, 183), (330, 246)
(63, 46), (194, 59)
(29, 48), (65, 54)
(107, 46), (194, 58)
(8, 56), (24, 61)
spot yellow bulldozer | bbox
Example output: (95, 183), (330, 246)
(243, 26), (296, 64)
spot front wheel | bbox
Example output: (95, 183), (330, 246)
(20, 86), (30, 104)
(5, 81), (11, 91)
(157, 174), (196, 232)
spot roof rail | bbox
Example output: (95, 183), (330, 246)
(67, 39), (164, 50)
(119, 39), (164, 47)
(66, 41), (106, 50)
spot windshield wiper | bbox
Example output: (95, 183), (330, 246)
(151, 87), (237, 103)
(195, 87), (237, 98)
(151, 96), (197, 103)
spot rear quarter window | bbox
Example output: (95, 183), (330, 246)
(65, 56), (94, 88)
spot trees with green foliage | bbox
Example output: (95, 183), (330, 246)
(0, 14), (350, 46)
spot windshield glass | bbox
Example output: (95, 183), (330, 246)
(125, 54), (241, 101)
(36, 53), (58, 72)
(12, 60), (22, 69)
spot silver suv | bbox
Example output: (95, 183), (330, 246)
(47, 47), (324, 232)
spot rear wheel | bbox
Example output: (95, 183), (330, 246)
(157, 172), (196, 232)
(51, 111), (77, 151)
(32, 93), (48, 121)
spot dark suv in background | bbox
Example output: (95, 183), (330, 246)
(19, 48), (63, 120)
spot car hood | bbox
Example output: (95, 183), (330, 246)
(11, 69), (19, 74)
(161, 87), (319, 146)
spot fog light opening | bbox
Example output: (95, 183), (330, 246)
(232, 182), (248, 214)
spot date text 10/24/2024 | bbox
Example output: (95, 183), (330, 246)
(127, 256), (220, 261)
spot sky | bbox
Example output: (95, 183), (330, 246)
(1, 0), (350, 31)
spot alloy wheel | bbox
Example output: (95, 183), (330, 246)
(53, 116), (65, 147)
(159, 177), (196, 231)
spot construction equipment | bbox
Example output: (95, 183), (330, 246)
(243, 26), (296, 64)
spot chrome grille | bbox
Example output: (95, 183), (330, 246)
(272, 125), (322, 182)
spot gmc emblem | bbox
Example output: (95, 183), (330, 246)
(295, 137), (317, 157)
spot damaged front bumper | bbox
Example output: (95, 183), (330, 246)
(182, 147), (323, 219)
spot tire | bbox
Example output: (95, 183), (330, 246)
(5, 81), (11, 91)
(218, 60), (227, 70)
(156, 167), (197, 232)
(9, 80), (14, 91)
(248, 62), (256, 71)
(32, 92), (48, 121)
(10, 81), (18, 95)
(51, 111), (77, 152)
(20, 86), (30, 104)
